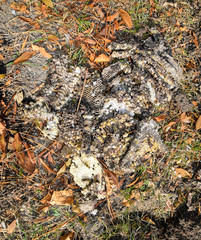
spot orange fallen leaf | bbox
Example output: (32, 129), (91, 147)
(40, 192), (53, 204)
(20, 4), (26, 12)
(60, 232), (74, 240)
(48, 34), (59, 42)
(149, 0), (156, 16)
(18, 16), (32, 23)
(114, 20), (120, 31)
(10, 2), (20, 11)
(196, 116), (201, 130)
(0, 54), (4, 60)
(94, 54), (110, 63)
(7, 220), (16, 234)
(0, 74), (5, 79)
(32, 45), (52, 58)
(119, 9), (132, 29)
(185, 138), (193, 144)
(13, 133), (36, 174)
(175, 168), (191, 178)
(106, 12), (119, 22)
(13, 133), (22, 152)
(50, 190), (74, 205)
(142, 216), (155, 225)
(84, 38), (96, 45)
(122, 198), (131, 207)
(14, 51), (36, 64)
(165, 121), (176, 131)
(191, 31), (199, 49)
(154, 115), (167, 122)
(101, 37), (111, 44)
(0, 129), (6, 152)
(95, 7), (105, 19)
(42, 0), (53, 8)
(180, 112), (191, 123)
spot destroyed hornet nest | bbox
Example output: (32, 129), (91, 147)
(20, 28), (192, 199)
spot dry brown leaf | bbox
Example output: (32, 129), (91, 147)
(119, 9), (132, 29)
(19, 17), (40, 29)
(101, 37), (111, 44)
(130, 190), (141, 199)
(0, 54), (4, 60)
(89, 53), (95, 62)
(32, 45), (52, 58)
(18, 16), (33, 23)
(14, 51), (36, 64)
(165, 121), (176, 131)
(60, 232), (74, 240)
(114, 20), (120, 31)
(48, 35), (60, 45)
(84, 38), (96, 45)
(0, 74), (5, 79)
(175, 168), (191, 178)
(37, 204), (50, 213)
(0, 122), (5, 135)
(180, 112), (191, 123)
(104, 168), (121, 188)
(122, 198), (131, 207)
(94, 54), (110, 63)
(154, 115), (167, 122)
(20, 4), (26, 12)
(10, 2), (20, 11)
(196, 116), (201, 130)
(13, 133), (22, 152)
(0, 129), (6, 152)
(50, 190), (74, 205)
(192, 101), (197, 106)
(106, 12), (119, 22)
(149, 0), (156, 16)
(33, 216), (54, 224)
(99, 25), (110, 37)
(40, 192), (53, 204)
(142, 216), (155, 225)
(42, 0), (53, 8)
(192, 31), (199, 49)
(7, 220), (16, 234)
(185, 138), (193, 144)
(95, 7), (105, 19)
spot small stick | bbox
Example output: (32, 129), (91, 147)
(165, 132), (184, 165)
(2, 93), (16, 114)
(76, 68), (88, 113)
(32, 213), (82, 240)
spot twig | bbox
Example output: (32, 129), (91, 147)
(32, 213), (82, 240)
(165, 132), (184, 165)
(2, 93), (16, 114)
(76, 68), (88, 113)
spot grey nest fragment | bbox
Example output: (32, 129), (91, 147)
(18, 28), (192, 201)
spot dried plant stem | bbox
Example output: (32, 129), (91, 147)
(76, 68), (88, 113)
(165, 132), (184, 165)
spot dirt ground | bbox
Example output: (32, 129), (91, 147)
(0, 0), (201, 240)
